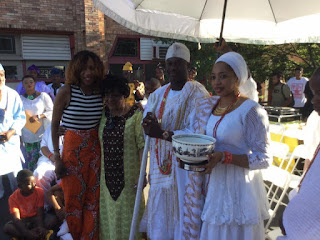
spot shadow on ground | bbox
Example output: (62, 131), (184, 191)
(0, 175), (14, 240)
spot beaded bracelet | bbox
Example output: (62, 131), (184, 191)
(222, 151), (232, 164)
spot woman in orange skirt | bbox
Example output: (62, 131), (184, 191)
(52, 50), (104, 240)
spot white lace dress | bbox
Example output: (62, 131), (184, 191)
(199, 99), (271, 240)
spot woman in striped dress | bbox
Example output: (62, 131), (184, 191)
(52, 50), (104, 240)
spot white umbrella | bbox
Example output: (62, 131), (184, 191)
(94, 0), (320, 44)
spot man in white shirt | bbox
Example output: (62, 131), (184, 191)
(287, 66), (309, 108)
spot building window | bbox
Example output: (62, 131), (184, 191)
(0, 35), (16, 54)
(159, 47), (168, 59)
(3, 65), (18, 80)
(113, 39), (137, 57)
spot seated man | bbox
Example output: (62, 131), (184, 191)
(33, 124), (64, 210)
(3, 169), (55, 239)
(46, 183), (73, 240)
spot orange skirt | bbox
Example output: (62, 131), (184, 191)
(61, 127), (101, 240)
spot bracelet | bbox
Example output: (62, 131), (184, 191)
(48, 153), (53, 159)
(222, 151), (232, 164)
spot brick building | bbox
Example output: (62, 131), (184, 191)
(0, 0), (167, 87)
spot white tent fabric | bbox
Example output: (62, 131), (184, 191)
(94, 0), (320, 44)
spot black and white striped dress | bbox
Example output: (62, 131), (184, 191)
(62, 85), (103, 130)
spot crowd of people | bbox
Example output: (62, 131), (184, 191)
(0, 39), (319, 240)
(268, 66), (314, 120)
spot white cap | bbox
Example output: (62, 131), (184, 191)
(0, 63), (4, 71)
(165, 42), (190, 63)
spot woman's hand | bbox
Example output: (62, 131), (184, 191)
(57, 126), (66, 136)
(54, 157), (68, 179)
(55, 206), (65, 222)
(142, 112), (163, 138)
(29, 115), (39, 123)
(133, 176), (147, 191)
(200, 151), (224, 175)
(0, 129), (15, 143)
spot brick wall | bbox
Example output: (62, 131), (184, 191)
(0, 0), (142, 65)
(105, 17), (142, 66)
(0, 0), (85, 51)
(0, 0), (107, 62)
(84, 0), (106, 63)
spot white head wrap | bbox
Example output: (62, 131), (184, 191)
(0, 63), (4, 71)
(165, 42), (190, 63)
(215, 52), (258, 101)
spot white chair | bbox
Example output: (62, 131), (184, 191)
(265, 227), (283, 240)
(275, 144), (308, 190)
(263, 144), (308, 231)
(281, 128), (305, 141)
(264, 141), (290, 195)
(262, 166), (291, 230)
(284, 144), (309, 177)
(269, 141), (290, 163)
(269, 124), (286, 142)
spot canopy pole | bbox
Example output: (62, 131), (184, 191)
(219, 0), (228, 46)
(129, 100), (158, 240)
(129, 135), (150, 240)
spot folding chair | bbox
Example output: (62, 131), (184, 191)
(265, 227), (283, 240)
(263, 144), (309, 231)
(264, 141), (290, 195)
(284, 144), (309, 176)
(269, 141), (290, 166)
(262, 166), (291, 230)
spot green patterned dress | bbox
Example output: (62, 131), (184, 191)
(99, 104), (145, 240)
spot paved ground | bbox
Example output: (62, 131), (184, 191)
(0, 174), (285, 240)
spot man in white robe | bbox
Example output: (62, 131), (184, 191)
(0, 63), (26, 198)
(141, 43), (209, 239)
(278, 67), (320, 240)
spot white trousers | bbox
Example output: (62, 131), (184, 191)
(33, 156), (58, 208)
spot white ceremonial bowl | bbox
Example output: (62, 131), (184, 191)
(172, 134), (216, 163)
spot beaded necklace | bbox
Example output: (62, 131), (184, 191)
(298, 143), (320, 190)
(212, 92), (240, 138)
(203, 92), (241, 196)
(24, 92), (37, 100)
(155, 84), (172, 175)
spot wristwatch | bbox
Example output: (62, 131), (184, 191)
(162, 131), (170, 141)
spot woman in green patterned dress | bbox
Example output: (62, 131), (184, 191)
(99, 74), (145, 239)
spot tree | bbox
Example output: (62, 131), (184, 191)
(155, 38), (320, 88)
